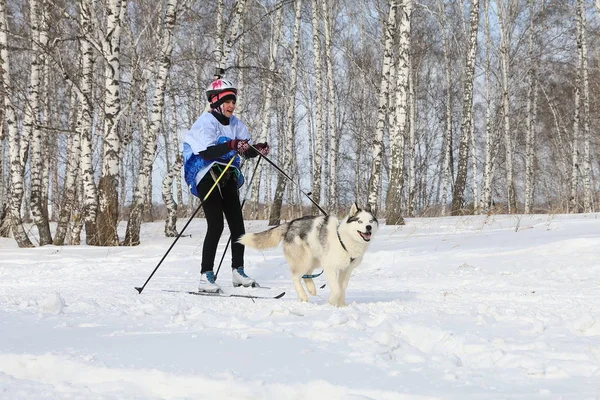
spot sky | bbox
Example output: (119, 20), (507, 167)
(1, 212), (599, 399)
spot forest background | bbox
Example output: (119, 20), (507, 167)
(1, 0), (599, 248)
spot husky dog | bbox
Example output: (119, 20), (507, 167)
(239, 203), (378, 307)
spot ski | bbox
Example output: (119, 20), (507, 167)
(163, 289), (285, 299)
(235, 283), (271, 290)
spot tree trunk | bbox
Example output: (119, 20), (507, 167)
(322, 0), (337, 212)
(368, 0), (398, 215)
(310, 0), (325, 213)
(54, 90), (82, 245)
(27, 0), (52, 245)
(269, 0), (301, 226)
(451, 0), (479, 216)
(576, 0), (592, 213)
(124, 0), (178, 246)
(524, 0), (538, 215)
(78, 0), (98, 245)
(498, 0), (517, 214)
(1, 0), (33, 248)
(96, 0), (126, 246)
(250, 6), (282, 219)
(385, 0), (409, 225)
(163, 83), (183, 237)
(438, 0), (453, 216)
(481, 0), (493, 213)
(216, 0), (247, 71)
(407, 14), (416, 217)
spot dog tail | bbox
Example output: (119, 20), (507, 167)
(239, 224), (288, 250)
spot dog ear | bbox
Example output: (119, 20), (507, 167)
(364, 203), (372, 213)
(350, 202), (359, 215)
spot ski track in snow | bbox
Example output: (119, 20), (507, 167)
(1, 214), (599, 399)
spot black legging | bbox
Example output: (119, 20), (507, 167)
(196, 174), (245, 273)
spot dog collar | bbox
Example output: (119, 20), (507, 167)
(337, 229), (355, 263)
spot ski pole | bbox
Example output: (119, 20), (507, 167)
(135, 155), (237, 294)
(248, 144), (328, 216)
(215, 156), (262, 279)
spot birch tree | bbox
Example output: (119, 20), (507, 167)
(497, 0), (517, 213)
(368, 0), (397, 214)
(125, 0), (178, 246)
(322, 0), (337, 212)
(570, 69), (582, 214)
(524, 0), (538, 214)
(408, 54), (417, 216)
(96, 0), (126, 246)
(1, 0), (33, 248)
(78, 0), (99, 245)
(385, 0), (409, 225)
(0, 107), (5, 236)
(451, 0), (479, 215)
(310, 0), (325, 213)
(269, 0), (301, 225)
(481, 0), (496, 213)
(569, 3), (583, 213)
(54, 90), (82, 245)
(216, 0), (247, 71)
(162, 83), (183, 237)
(250, 5), (283, 219)
(438, 0), (453, 216)
(575, 0), (592, 213)
(27, 0), (52, 245)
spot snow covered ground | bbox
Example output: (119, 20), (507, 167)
(1, 213), (599, 399)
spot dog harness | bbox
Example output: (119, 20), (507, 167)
(337, 228), (356, 263)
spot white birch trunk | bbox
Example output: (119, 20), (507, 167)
(468, 0), (479, 214)
(214, 0), (224, 69)
(451, 0), (479, 215)
(54, 90), (82, 245)
(524, 0), (537, 214)
(27, 0), (53, 245)
(310, 0), (325, 213)
(576, 0), (592, 213)
(250, 6), (283, 219)
(125, 0), (178, 246)
(322, 0), (337, 212)
(41, 3), (52, 223)
(407, 16), (416, 217)
(570, 77), (581, 213)
(163, 83), (183, 237)
(470, 109), (479, 214)
(541, 87), (569, 187)
(96, 0), (126, 246)
(1, 0), (33, 247)
(269, 0), (301, 225)
(368, 0), (397, 214)
(385, 0), (409, 224)
(218, 0), (247, 71)
(78, 0), (98, 245)
(439, 0), (452, 216)
(498, 0), (516, 213)
(481, 0), (491, 213)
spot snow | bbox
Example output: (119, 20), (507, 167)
(1, 213), (599, 399)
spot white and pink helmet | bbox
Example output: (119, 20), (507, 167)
(205, 78), (237, 107)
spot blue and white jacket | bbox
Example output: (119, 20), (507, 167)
(183, 112), (251, 197)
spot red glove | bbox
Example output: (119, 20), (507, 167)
(255, 142), (270, 156)
(227, 139), (250, 154)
